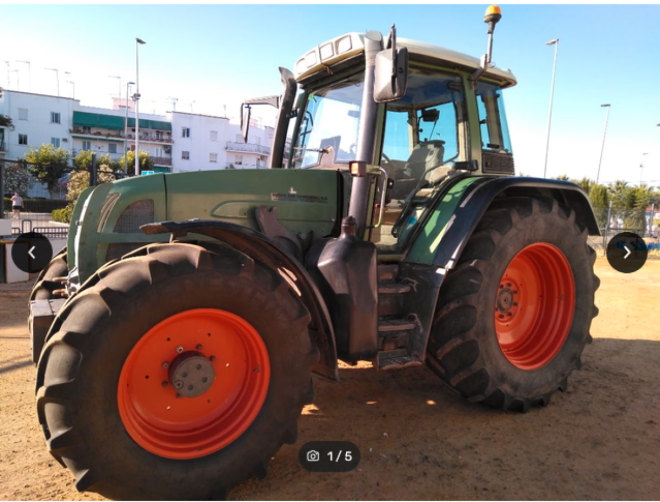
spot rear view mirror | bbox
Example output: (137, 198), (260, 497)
(374, 25), (408, 103)
(240, 104), (251, 143)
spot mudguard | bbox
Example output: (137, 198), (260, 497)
(406, 176), (600, 269)
(142, 219), (339, 380)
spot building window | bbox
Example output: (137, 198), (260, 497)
(155, 130), (164, 140)
(182, 127), (190, 138)
(18, 134), (28, 145)
(210, 130), (218, 142)
(182, 151), (190, 160)
(51, 112), (61, 124)
(18, 108), (28, 120)
(210, 153), (218, 163)
(51, 138), (60, 148)
(235, 155), (243, 165)
(109, 143), (117, 154)
(82, 126), (92, 134)
(82, 140), (91, 151)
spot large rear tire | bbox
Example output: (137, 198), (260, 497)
(36, 242), (317, 500)
(426, 196), (599, 411)
(29, 246), (67, 301)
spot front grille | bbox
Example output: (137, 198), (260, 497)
(114, 199), (154, 233)
(482, 150), (515, 175)
(105, 243), (146, 262)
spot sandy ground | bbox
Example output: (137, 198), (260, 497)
(1, 258), (659, 501)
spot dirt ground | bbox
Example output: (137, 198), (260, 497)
(1, 257), (659, 501)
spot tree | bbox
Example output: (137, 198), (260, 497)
(589, 184), (609, 230)
(554, 174), (570, 181)
(24, 144), (70, 197)
(4, 161), (33, 195)
(68, 150), (118, 203)
(0, 114), (12, 128)
(573, 177), (593, 195)
(118, 150), (154, 176)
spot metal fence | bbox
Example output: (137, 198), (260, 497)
(2, 200), (69, 238)
(589, 206), (659, 258)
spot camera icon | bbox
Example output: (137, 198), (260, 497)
(306, 450), (320, 462)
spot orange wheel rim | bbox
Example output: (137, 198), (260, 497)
(494, 243), (575, 370)
(117, 309), (270, 460)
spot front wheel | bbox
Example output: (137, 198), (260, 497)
(427, 196), (599, 411)
(36, 242), (317, 499)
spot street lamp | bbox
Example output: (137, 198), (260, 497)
(543, 38), (559, 179)
(640, 152), (649, 186)
(44, 67), (60, 96)
(124, 81), (135, 173)
(134, 37), (146, 176)
(595, 104), (611, 185)
(9, 69), (19, 90)
(65, 71), (75, 99)
(16, 60), (30, 91)
(109, 75), (121, 99)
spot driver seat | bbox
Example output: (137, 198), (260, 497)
(404, 140), (445, 179)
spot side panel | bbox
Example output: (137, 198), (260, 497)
(166, 169), (340, 238)
(406, 176), (600, 269)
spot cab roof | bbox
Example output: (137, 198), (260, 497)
(294, 32), (517, 88)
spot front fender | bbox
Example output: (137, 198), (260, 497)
(142, 219), (339, 381)
(406, 176), (600, 269)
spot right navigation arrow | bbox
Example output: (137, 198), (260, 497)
(624, 245), (631, 259)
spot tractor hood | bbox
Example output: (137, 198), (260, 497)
(68, 168), (342, 283)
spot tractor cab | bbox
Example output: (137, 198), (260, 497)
(247, 29), (517, 254)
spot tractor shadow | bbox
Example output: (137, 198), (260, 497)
(232, 337), (660, 501)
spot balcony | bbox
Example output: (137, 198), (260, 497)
(152, 156), (172, 167)
(0, 141), (5, 152)
(70, 127), (174, 144)
(225, 141), (270, 156)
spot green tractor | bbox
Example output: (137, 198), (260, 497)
(31, 7), (599, 500)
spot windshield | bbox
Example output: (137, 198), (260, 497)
(289, 73), (364, 169)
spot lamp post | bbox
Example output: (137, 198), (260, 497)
(9, 69), (19, 91)
(640, 152), (648, 186)
(124, 81), (135, 174)
(595, 104), (611, 185)
(109, 75), (121, 99)
(65, 71), (75, 99)
(134, 37), (146, 176)
(543, 38), (559, 178)
(44, 67), (60, 96)
(16, 60), (30, 91)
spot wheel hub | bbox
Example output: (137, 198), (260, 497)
(168, 351), (215, 398)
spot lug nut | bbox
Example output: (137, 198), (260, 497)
(162, 362), (169, 369)
(188, 385), (194, 391)
(182, 372), (188, 378)
(499, 314), (505, 319)
(210, 356), (216, 362)
(162, 381), (168, 387)
(196, 364), (202, 370)
(513, 290), (518, 294)
(507, 312), (513, 317)
(513, 302), (518, 307)
(196, 344), (203, 350)
(202, 377), (208, 383)
(176, 346), (184, 353)
(507, 282), (512, 287)
(174, 381), (184, 390)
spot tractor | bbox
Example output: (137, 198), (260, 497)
(30, 6), (599, 500)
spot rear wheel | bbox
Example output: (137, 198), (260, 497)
(426, 196), (599, 411)
(36, 242), (317, 499)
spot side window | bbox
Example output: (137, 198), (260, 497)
(476, 82), (512, 153)
(380, 68), (466, 193)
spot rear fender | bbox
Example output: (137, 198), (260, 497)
(406, 176), (600, 269)
(142, 220), (339, 380)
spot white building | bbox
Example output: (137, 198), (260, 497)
(168, 111), (272, 172)
(0, 89), (275, 197)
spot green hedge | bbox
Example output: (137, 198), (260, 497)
(52, 206), (74, 223)
(3, 198), (68, 213)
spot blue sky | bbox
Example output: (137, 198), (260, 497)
(0, 4), (658, 185)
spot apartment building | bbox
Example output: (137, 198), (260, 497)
(0, 89), (274, 197)
(168, 111), (273, 172)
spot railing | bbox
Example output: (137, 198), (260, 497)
(152, 156), (172, 166)
(71, 127), (174, 144)
(225, 141), (271, 155)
